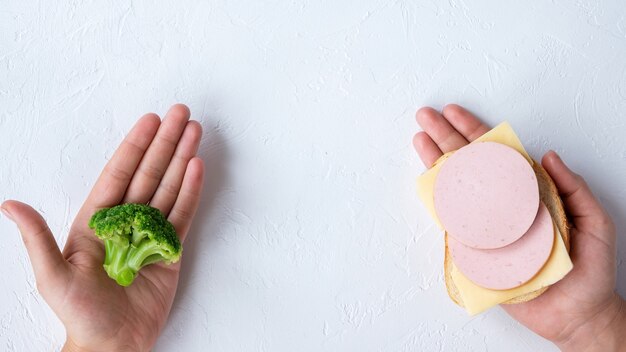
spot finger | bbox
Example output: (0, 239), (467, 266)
(168, 157), (204, 242)
(416, 107), (468, 153)
(123, 104), (191, 204)
(1, 200), (70, 293)
(441, 104), (490, 142)
(150, 121), (203, 216)
(413, 132), (443, 168)
(541, 151), (614, 232)
(76, 113), (160, 224)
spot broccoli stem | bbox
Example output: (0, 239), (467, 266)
(103, 239), (136, 286)
(103, 239), (171, 286)
(127, 240), (171, 269)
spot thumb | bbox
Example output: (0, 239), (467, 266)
(541, 151), (615, 236)
(1, 200), (69, 294)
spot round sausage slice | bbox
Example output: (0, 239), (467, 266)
(448, 202), (554, 290)
(434, 141), (539, 249)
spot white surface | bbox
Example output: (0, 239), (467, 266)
(1, 1), (626, 351)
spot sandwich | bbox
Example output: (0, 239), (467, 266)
(416, 122), (573, 315)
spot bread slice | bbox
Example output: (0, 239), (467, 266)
(443, 159), (571, 307)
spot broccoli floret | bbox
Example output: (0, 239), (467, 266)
(88, 204), (182, 286)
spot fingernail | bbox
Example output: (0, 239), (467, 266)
(1, 207), (14, 222)
(548, 150), (560, 160)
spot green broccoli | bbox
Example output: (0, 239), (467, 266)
(88, 204), (182, 286)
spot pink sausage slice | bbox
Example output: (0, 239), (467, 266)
(434, 141), (539, 249)
(448, 202), (554, 290)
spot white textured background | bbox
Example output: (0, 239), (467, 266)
(2, 1), (626, 351)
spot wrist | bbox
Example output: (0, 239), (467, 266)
(61, 339), (89, 352)
(62, 337), (147, 352)
(556, 293), (626, 352)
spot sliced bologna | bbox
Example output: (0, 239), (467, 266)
(434, 141), (539, 249)
(448, 202), (555, 290)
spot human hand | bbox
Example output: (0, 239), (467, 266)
(413, 104), (626, 351)
(1, 104), (204, 352)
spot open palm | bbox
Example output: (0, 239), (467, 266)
(412, 104), (624, 350)
(2, 104), (204, 351)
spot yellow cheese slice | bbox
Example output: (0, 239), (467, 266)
(416, 122), (531, 228)
(416, 121), (573, 314)
(451, 227), (572, 315)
